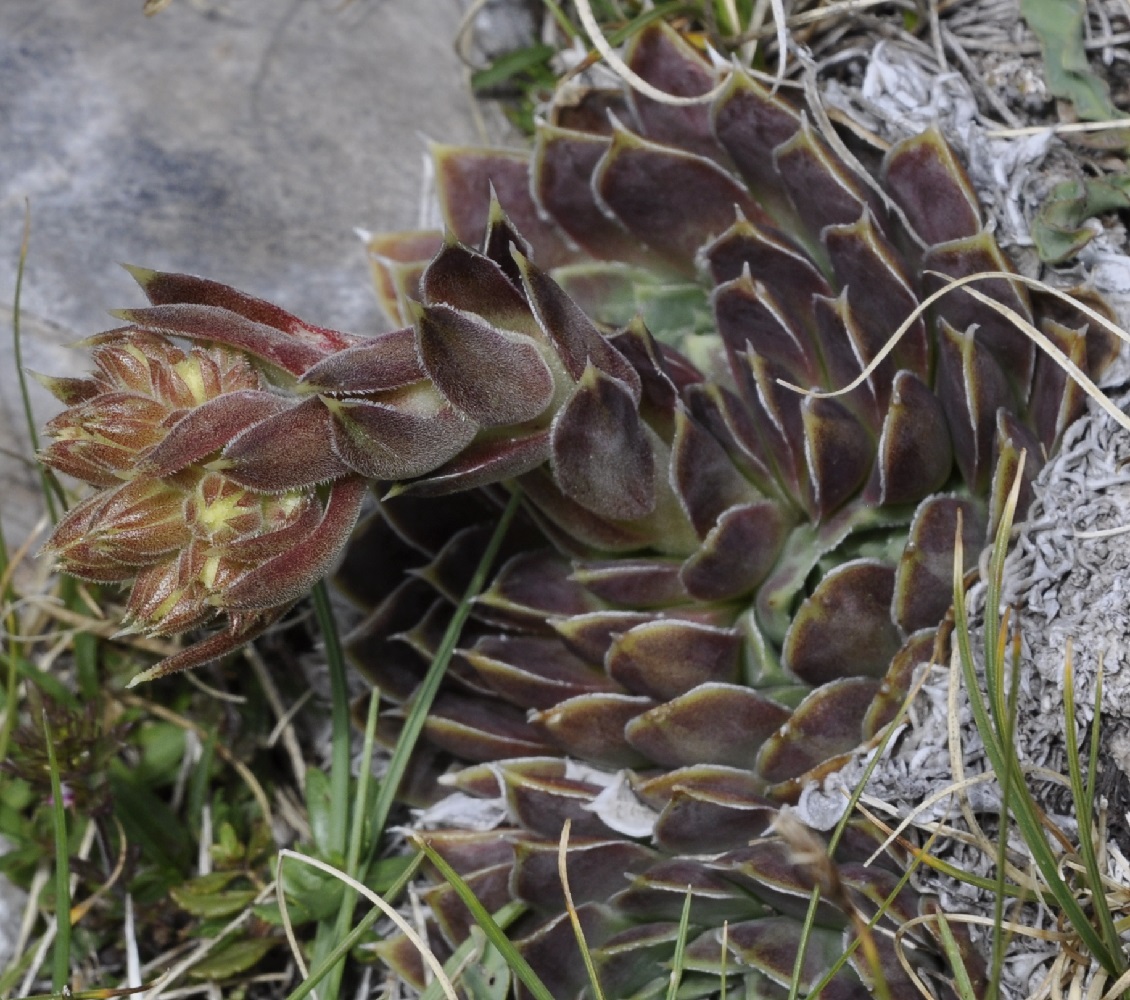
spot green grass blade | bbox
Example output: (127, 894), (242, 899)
(365, 489), (521, 866)
(1062, 647), (1122, 963)
(952, 500), (1119, 972)
(12, 203), (61, 524)
(933, 909), (979, 1000)
(282, 851), (426, 1000)
(309, 578), (357, 998)
(414, 835), (555, 1000)
(43, 711), (71, 993)
(666, 885), (694, 1000)
(418, 906), (526, 1000)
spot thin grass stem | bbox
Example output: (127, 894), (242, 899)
(365, 488), (521, 868)
(43, 711), (71, 993)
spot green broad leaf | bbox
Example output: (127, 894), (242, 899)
(304, 766), (336, 860)
(363, 853), (418, 894)
(1020, 0), (1125, 121)
(471, 43), (556, 93)
(1032, 176), (1130, 262)
(133, 721), (188, 784)
(278, 853), (346, 923)
(461, 936), (512, 1000)
(170, 874), (258, 919)
(110, 761), (193, 873)
(186, 937), (276, 980)
(210, 821), (245, 868)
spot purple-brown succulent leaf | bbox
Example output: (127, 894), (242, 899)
(988, 411), (1043, 540)
(46, 492), (149, 582)
(862, 628), (938, 739)
(613, 859), (757, 924)
(364, 229), (445, 326)
(710, 841), (835, 921)
(570, 557), (689, 608)
(684, 382), (782, 498)
(513, 904), (622, 1000)
(324, 387), (478, 481)
(419, 829), (524, 877)
(220, 396), (350, 491)
(430, 144), (575, 269)
(462, 635), (622, 710)
(30, 371), (102, 406)
(782, 559), (901, 687)
(725, 918), (853, 991)
(607, 317), (684, 428)
(110, 304), (328, 378)
(123, 265), (362, 352)
(593, 122), (766, 269)
(624, 682), (792, 770)
(739, 353), (808, 504)
(811, 292), (882, 432)
(652, 782), (779, 854)
(893, 496), (987, 634)
(298, 327), (425, 394)
(218, 474), (367, 610)
(774, 116), (883, 236)
(712, 267), (819, 385)
(531, 692), (655, 768)
(801, 394), (874, 518)
(880, 127), (982, 245)
(703, 215), (833, 331)
(476, 549), (604, 626)
(633, 764), (770, 810)
(421, 691), (554, 761)
(867, 370), (954, 507)
(139, 389), (291, 477)
(532, 123), (651, 264)
(1029, 318), (1088, 453)
(413, 302), (556, 427)
(934, 318), (1013, 493)
(622, 21), (720, 160)
(549, 362), (657, 521)
(45, 391), (170, 455)
(671, 405), (765, 537)
(552, 609), (664, 664)
(79, 476), (192, 562)
(513, 250), (642, 397)
(424, 864), (513, 948)
(512, 838), (657, 910)
(678, 499), (795, 601)
(419, 238), (532, 327)
(127, 608), (288, 684)
(498, 763), (615, 839)
(822, 211), (928, 384)
(755, 677), (880, 784)
(41, 438), (138, 488)
(391, 430), (550, 498)
(607, 620), (742, 700)
(710, 70), (804, 228)
(482, 189), (535, 288)
(923, 232), (1035, 395)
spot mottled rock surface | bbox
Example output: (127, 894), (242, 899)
(0, 0), (480, 553)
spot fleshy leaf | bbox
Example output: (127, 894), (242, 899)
(549, 362), (656, 521)
(782, 560), (901, 687)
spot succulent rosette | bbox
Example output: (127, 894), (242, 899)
(40, 18), (1118, 998)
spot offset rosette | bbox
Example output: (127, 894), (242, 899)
(39, 288), (376, 680)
